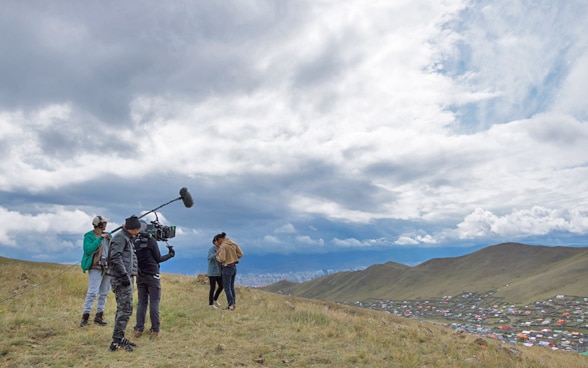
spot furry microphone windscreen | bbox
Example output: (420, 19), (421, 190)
(179, 187), (194, 208)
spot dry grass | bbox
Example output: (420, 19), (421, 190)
(266, 244), (588, 305)
(1, 258), (588, 368)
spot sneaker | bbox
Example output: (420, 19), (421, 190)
(120, 337), (137, 347)
(149, 329), (159, 339)
(214, 300), (221, 307)
(134, 330), (143, 338)
(228, 305), (236, 311)
(210, 304), (219, 309)
(110, 341), (133, 352)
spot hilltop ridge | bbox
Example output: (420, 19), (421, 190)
(262, 242), (588, 304)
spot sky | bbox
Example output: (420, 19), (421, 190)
(1, 0), (587, 278)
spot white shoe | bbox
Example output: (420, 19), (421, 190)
(214, 300), (221, 307)
(210, 304), (219, 309)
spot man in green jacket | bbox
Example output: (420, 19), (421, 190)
(79, 215), (112, 327)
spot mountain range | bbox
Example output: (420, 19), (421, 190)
(262, 242), (588, 305)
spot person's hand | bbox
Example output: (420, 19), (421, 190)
(121, 276), (131, 287)
(168, 247), (175, 258)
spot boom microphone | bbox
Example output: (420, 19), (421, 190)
(179, 187), (194, 208)
(109, 187), (194, 234)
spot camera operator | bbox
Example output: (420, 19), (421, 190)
(132, 221), (175, 339)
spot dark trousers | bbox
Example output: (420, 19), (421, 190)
(221, 266), (237, 307)
(134, 274), (162, 333)
(208, 276), (223, 305)
(111, 277), (134, 342)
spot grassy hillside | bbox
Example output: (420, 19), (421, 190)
(1, 257), (588, 367)
(264, 243), (588, 305)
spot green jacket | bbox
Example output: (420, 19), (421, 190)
(81, 230), (109, 272)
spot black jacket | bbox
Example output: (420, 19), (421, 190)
(107, 229), (138, 278)
(133, 236), (173, 275)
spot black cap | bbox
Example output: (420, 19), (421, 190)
(125, 216), (141, 230)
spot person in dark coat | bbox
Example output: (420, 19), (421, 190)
(132, 221), (175, 338)
(107, 216), (141, 352)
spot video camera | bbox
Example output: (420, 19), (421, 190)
(134, 219), (176, 256)
(144, 219), (176, 241)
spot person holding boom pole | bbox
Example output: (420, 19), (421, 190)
(108, 216), (141, 352)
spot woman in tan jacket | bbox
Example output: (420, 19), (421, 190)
(214, 232), (243, 310)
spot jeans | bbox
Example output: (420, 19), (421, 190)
(111, 276), (134, 342)
(134, 274), (162, 333)
(221, 266), (237, 307)
(208, 276), (223, 305)
(82, 269), (111, 314)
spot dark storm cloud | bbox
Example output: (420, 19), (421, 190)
(0, 1), (309, 123)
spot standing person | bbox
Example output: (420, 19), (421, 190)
(214, 232), (243, 311)
(79, 216), (111, 327)
(207, 239), (223, 309)
(107, 216), (141, 352)
(133, 222), (176, 338)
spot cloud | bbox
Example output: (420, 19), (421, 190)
(263, 235), (281, 244)
(274, 223), (296, 234)
(295, 235), (325, 246)
(395, 234), (437, 246)
(0, 0), (587, 270)
(454, 206), (588, 240)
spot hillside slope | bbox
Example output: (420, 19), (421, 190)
(263, 243), (588, 304)
(2, 256), (588, 367)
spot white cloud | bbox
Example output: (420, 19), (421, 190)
(332, 237), (392, 247)
(454, 206), (588, 240)
(332, 238), (365, 247)
(551, 53), (588, 120)
(263, 235), (281, 244)
(395, 234), (437, 246)
(295, 235), (324, 246)
(0, 206), (92, 247)
(274, 223), (296, 234)
(0, 0), (587, 268)
(395, 236), (419, 246)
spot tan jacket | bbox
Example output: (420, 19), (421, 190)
(215, 238), (243, 266)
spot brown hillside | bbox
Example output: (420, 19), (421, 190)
(264, 261), (410, 301)
(264, 243), (588, 305)
(5, 256), (588, 367)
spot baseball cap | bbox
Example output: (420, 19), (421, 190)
(92, 216), (110, 227)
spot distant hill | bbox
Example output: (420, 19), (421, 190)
(262, 242), (588, 305)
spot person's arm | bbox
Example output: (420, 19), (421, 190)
(208, 247), (217, 262)
(154, 238), (174, 263)
(83, 232), (102, 256)
(109, 236), (128, 277)
(215, 245), (226, 264)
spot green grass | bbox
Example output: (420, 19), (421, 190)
(1, 257), (588, 367)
